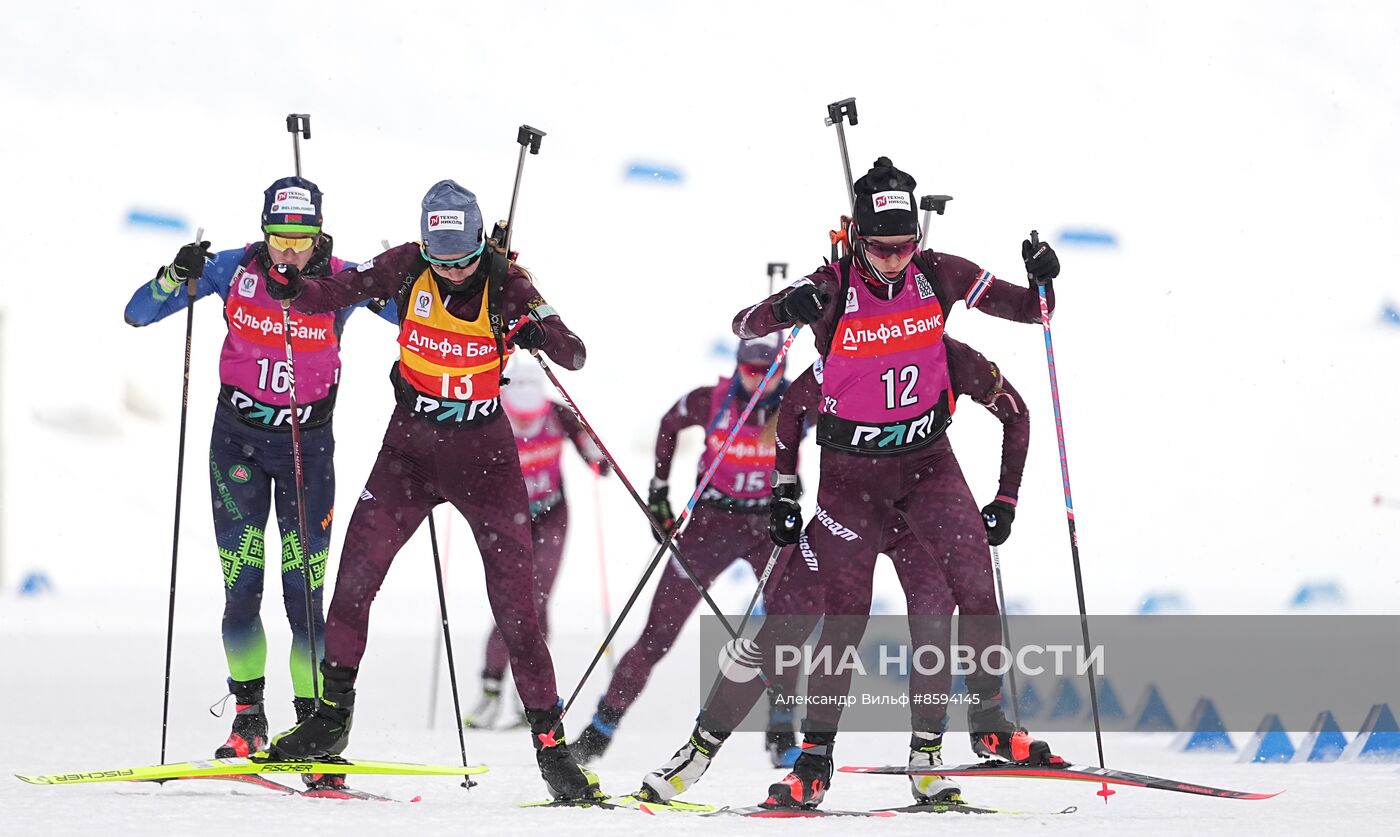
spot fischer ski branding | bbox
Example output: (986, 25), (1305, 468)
(17, 753), (487, 786)
(840, 762), (1280, 800)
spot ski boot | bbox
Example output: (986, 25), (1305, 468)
(462, 675), (503, 730)
(636, 724), (729, 803)
(291, 696), (347, 791)
(526, 706), (605, 802)
(270, 663), (356, 759)
(765, 702), (799, 769)
(908, 731), (962, 804)
(969, 700), (1064, 766)
(763, 734), (834, 809)
(214, 677), (268, 758)
(572, 700), (622, 765)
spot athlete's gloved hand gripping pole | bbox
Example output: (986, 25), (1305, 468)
(158, 227), (203, 765)
(1030, 229), (1111, 799)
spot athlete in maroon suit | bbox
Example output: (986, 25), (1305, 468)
(263, 180), (601, 801)
(636, 335), (1032, 805)
(737, 157), (1063, 808)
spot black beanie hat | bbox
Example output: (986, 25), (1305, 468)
(852, 157), (918, 236)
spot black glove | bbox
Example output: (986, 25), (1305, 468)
(168, 240), (212, 283)
(647, 480), (676, 544)
(1022, 238), (1060, 283)
(981, 500), (1016, 547)
(772, 284), (829, 324)
(510, 318), (547, 351)
(768, 477), (802, 546)
(266, 263), (304, 301)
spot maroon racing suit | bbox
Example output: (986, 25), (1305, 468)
(598, 377), (809, 724)
(770, 336), (1029, 732)
(290, 243), (585, 712)
(481, 402), (604, 680)
(731, 250), (1048, 732)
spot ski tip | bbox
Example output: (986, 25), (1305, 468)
(410, 795), (423, 803)
(1241, 791), (1284, 801)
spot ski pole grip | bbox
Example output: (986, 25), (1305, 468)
(767, 263), (788, 280)
(1028, 229), (1048, 286)
(825, 97), (858, 127)
(517, 125), (546, 154)
(286, 114), (311, 139)
(187, 226), (205, 299)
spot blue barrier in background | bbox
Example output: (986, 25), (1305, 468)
(1238, 714), (1295, 763)
(126, 208), (189, 233)
(1293, 710), (1348, 763)
(1137, 590), (1190, 614)
(1179, 698), (1235, 752)
(1049, 678), (1083, 720)
(625, 162), (684, 184)
(1382, 302), (1400, 326)
(1343, 703), (1400, 762)
(1003, 679), (1042, 720)
(1056, 227), (1119, 247)
(1096, 677), (1126, 720)
(1289, 580), (1345, 608)
(18, 571), (53, 596)
(1133, 683), (1177, 732)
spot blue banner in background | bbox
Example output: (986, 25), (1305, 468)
(125, 209), (188, 233)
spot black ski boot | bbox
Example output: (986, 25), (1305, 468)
(763, 733), (834, 809)
(214, 677), (268, 758)
(290, 696), (348, 791)
(270, 663), (356, 759)
(526, 706), (604, 802)
(571, 700), (622, 765)
(969, 699), (1064, 766)
(765, 699), (799, 769)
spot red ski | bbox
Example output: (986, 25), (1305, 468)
(839, 763), (1280, 800)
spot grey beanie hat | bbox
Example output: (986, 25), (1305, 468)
(420, 179), (484, 256)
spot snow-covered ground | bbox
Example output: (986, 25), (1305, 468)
(3, 1), (1400, 833)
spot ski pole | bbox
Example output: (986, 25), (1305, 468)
(1031, 229), (1111, 800)
(918, 195), (953, 250)
(504, 125), (544, 256)
(158, 225), (203, 765)
(990, 544), (1021, 727)
(767, 262), (787, 295)
(824, 98), (858, 214)
(278, 112), (322, 703)
(590, 467), (616, 672)
(426, 511), (476, 788)
(532, 327), (803, 728)
(427, 510), (452, 728)
(286, 114), (310, 178)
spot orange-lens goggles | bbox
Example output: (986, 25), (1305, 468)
(267, 234), (316, 254)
